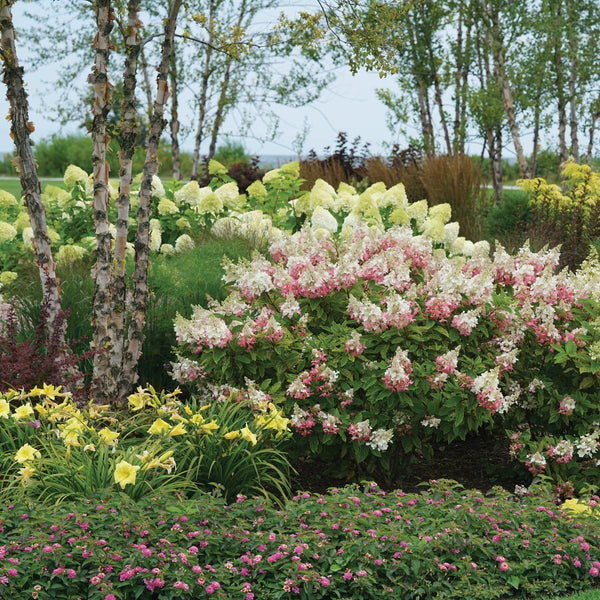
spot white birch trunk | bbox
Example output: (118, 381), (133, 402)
(89, 0), (114, 396)
(105, 0), (142, 401)
(0, 4), (63, 341)
(121, 0), (183, 400)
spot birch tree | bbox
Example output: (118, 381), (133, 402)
(90, 0), (183, 402)
(476, 0), (531, 178)
(0, 0), (63, 341)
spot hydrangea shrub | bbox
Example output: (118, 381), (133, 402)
(172, 196), (600, 487)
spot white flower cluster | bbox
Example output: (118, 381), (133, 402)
(366, 428), (394, 451)
(576, 428), (600, 458)
(420, 415), (441, 429)
(174, 306), (232, 350)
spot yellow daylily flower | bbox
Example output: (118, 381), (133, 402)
(98, 427), (119, 446)
(240, 424), (257, 446)
(168, 422), (187, 437)
(34, 402), (48, 417)
(169, 412), (187, 422)
(148, 418), (170, 435)
(13, 403), (34, 421)
(264, 410), (290, 433)
(156, 450), (174, 463)
(61, 430), (81, 448)
(0, 398), (10, 419)
(197, 420), (219, 435)
(18, 465), (35, 486)
(15, 443), (41, 464)
(27, 386), (44, 397)
(224, 430), (240, 440)
(63, 416), (85, 433)
(88, 404), (110, 419)
(48, 401), (78, 423)
(42, 383), (63, 399)
(114, 460), (140, 489)
(128, 392), (146, 412)
(190, 413), (205, 425)
(142, 450), (176, 473)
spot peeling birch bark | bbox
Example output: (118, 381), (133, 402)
(169, 48), (182, 180)
(89, 0), (114, 395)
(121, 0), (183, 401)
(0, 3), (63, 341)
(105, 0), (142, 401)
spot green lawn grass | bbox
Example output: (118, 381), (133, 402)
(0, 177), (64, 198)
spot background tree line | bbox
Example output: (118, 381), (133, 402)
(370, 0), (600, 200)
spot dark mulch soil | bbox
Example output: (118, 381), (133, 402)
(291, 430), (533, 495)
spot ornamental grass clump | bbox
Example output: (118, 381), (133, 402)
(172, 197), (600, 490)
(0, 480), (599, 598)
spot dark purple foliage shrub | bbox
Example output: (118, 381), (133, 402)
(0, 293), (94, 405)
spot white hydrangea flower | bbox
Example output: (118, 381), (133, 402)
(442, 222), (460, 247)
(158, 198), (180, 215)
(342, 211), (365, 231)
(577, 430), (600, 458)
(175, 234), (195, 253)
(208, 159), (228, 175)
(428, 203), (452, 224)
(196, 192), (224, 215)
(280, 293), (301, 318)
(63, 164), (88, 187)
(0, 271), (17, 286)
(22, 226), (33, 247)
(527, 451), (547, 469)
(422, 217), (445, 243)
(462, 240), (475, 257)
(13, 211), (30, 233)
(310, 206), (338, 233)
(473, 240), (491, 258)
(421, 415), (441, 428)
(367, 428), (394, 451)
(336, 181), (360, 212)
(176, 217), (191, 230)
(406, 199), (428, 228)
(309, 179), (337, 211)
(211, 216), (239, 239)
(379, 182), (408, 209)
(0, 190), (17, 211)
(175, 181), (202, 206)
(160, 243), (175, 256)
(0, 221), (17, 244)
(151, 175), (165, 199)
(149, 228), (162, 252)
(263, 168), (283, 183)
(450, 236), (466, 254)
(55, 244), (87, 267)
(246, 180), (267, 200)
(215, 182), (241, 208)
